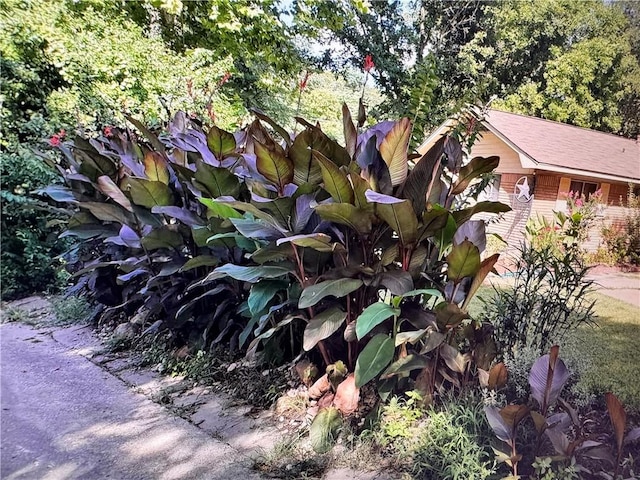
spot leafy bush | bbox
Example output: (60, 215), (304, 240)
(0, 148), (70, 299)
(375, 392), (496, 479)
(481, 242), (596, 355)
(597, 186), (640, 266)
(45, 105), (509, 435)
(623, 185), (640, 265)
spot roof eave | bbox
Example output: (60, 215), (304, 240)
(531, 163), (640, 184)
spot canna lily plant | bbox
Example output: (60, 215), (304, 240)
(43, 105), (510, 423)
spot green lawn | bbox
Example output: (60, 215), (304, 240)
(572, 293), (640, 411)
(470, 288), (640, 412)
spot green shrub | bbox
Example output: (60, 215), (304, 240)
(481, 242), (596, 355)
(376, 392), (496, 479)
(0, 148), (70, 299)
(623, 185), (640, 265)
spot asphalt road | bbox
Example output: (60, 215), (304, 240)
(0, 323), (262, 480)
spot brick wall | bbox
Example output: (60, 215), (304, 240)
(534, 174), (560, 201)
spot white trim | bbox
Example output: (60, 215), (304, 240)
(416, 120), (457, 154)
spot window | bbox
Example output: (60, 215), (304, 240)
(569, 180), (598, 199)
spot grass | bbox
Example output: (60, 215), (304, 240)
(471, 287), (640, 412)
(571, 293), (640, 411)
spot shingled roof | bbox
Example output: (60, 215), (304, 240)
(481, 109), (640, 182)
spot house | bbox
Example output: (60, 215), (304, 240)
(419, 109), (640, 252)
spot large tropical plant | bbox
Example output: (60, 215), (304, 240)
(46, 106), (509, 416)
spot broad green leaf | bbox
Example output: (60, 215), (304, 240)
(251, 244), (292, 264)
(299, 278), (363, 309)
(214, 198), (285, 230)
(289, 128), (324, 185)
(34, 185), (78, 204)
(80, 202), (129, 224)
(248, 280), (287, 315)
(303, 307), (347, 351)
(355, 303), (400, 339)
(143, 151), (169, 184)
(309, 407), (342, 454)
(198, 198), (243, 219)
(450, 156), (500, 195)
(255, 140), (294, 190)
(314, 203), (372, 234)
(205, 264), (290, 284)
(381, 354), (429, 379)
(96, 176), (133, 212)
(342, 103), (357, 158)
(462, 254), (500, 309)
(447, 239), (481, 281)
(399, 135), (445, 215)
(313, 150), (354, 204)
(125, 115), (165, 152)
(276, 233), (344, 253)
(355, 334), (394, 388)
(230, 217), (284, 240)
(126, 178), (173, 208)
(452, 201), (511, 226)
(141, 227), (183, 250)
(206, 125), (236, 159)
(399, 288), (442, 299)
(366, 191), (418, 246)
(194, 160), (240, 198)
(180, 255), (219, 272)
(379, 118), (410, 186)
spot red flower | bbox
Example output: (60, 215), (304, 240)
(575, 198), (583, 207)
(218, 71), (231, 87)
(103, 126), (113, 137)
(299, 71), (310, 92)
(49, 134), (61, 147)
(363, 54), (374, 72)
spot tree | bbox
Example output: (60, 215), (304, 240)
(462, 0), (640, 136)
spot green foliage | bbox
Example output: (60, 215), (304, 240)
(465, 0), (640, 136)
(0, 149), (70, 299)
(482, 242), (596, 355)
(51, 294), (93, 325)
(374, 392), (496, 479)
(48, 104), (507, 429)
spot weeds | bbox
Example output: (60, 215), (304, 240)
(1, 305), (28, 324)
(137, 336), (289, 409)
(51, 294), (93, 325)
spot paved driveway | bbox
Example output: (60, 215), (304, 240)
(0, 322), (262, 480)
(588, 272), (640, 308)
